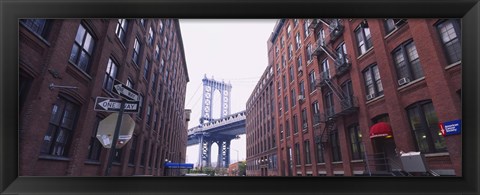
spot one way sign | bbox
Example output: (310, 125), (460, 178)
(94, 97), (140, 113)
(112, 80), (139, 101)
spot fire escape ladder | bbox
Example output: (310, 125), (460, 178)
(319, 116), (336, 144)
(318, 19), (344, 43)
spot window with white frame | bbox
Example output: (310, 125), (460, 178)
(69, 23), (95, 73)
(392, 40), (424, 85)
(355, 21), (372, 55)
(115, 19), (128, 43)
(436, 19), (461, 64)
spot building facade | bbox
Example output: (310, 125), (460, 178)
(245, 63), (279, 176)
(19, 18), (190, 176)
(259, 18), (461, 176)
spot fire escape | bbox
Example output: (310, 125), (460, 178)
(309, 19), (358, 145)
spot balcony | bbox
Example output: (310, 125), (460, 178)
(316, 71), (330, 88)
(328, 19), (344, 43)
(308, 19), (320, 29)
(334, 55), (352, 76)
(312, 38), (326, 56)
(337, 96), (359, 116)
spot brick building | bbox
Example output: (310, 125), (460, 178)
(248, 18), (461, 176)
(19, 19), (190, 176)
(246, 63), (278, 176)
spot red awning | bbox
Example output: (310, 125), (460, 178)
(369, 122), (393, 138)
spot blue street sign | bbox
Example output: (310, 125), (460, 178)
(164, 162), (194, 169)
(441, 119), (461, 136)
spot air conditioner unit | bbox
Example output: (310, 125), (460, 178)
(298, 95), (305, 101)
(366, 94), (376, 100)
(397, 77), (411, 86)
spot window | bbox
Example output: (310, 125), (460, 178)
(384, 19), (406, 34)
(140, 19), (146, 27)
(277, 81), (281, 95)
(138, 94), (144, 119)
(289, 66), (294, 83)
(115, 19), (128, 43)
(103, 58), (118, 91)
(126, 78), (134, 88)
(281, 55), (286, 68)
(296, 56), (303, 74)
(316, 141), (325, 163)
(20, 19), (50, 38)
(406, 101), (447, 153)
(148, 26), (154, 46)
(87, 117), (102, 161)
(155, 44), (161, 60)
(69, 23), (95, 72)
(304, 20), (310, 37)
(308, 70), (316, 92)
(317, 28), (326, 46)
(288, 44), (293, 60)
(19, 74), (33, 111)
(301, 108), (308, 130)
(279, 124), (284, 140)
(282, 75), (286, 89)
(143, 59), (150, 80)
(355, 21), (372, 55)
(146, 104), (152, 125)
(293, 115), (299, 134)
(304, 140), (311, 164)
(159, 20), (164, 34)
(295, 143), (301, 165)
(293, 19), (298, 27)
(140, 142), (147, 166)
(348, 124), (364, 160)
(306, 43), (313, 62)
(321, 59), (330, 79)
(295, 32), (301, 49)
(436, 19), (461, 64)
(299, 81), (305, 97)
(284, 96), (289, 112)
(132, 38), (141, 65)
(324, 91), (334, 117)
(363, 64), (383, 97)
(311, 101), (320, 125)
(285, 119), (290, 137)
(152, 72), (158, 92)
(128, 135), (138, 165)
(335, 42), (348, 66)
(291, 89), (296, 107)
(392, 41), (424, 84)
(40, 96), (79, 157)
(341, 80), (354, 107)
(278, 102), (282, 116)
(280, 36), (285, 48)
(287, 24), (292, 37)
(330, 129), (342, 162)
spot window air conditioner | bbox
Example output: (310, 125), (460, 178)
(397, 77), (411, 86)
(298, 95), (305, 101)
(366, 94), (375, 100)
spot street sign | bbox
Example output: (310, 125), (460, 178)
(439, 119), (461, 137)
(112, 80), (139, 101)
(96, 113), (136, 149)
(94, 97), (139, 113)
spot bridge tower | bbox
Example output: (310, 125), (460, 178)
(199, 74), (232, 125)
(196, 74), (235, 168)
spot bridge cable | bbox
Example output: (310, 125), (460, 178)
(186, 82), (202, 107)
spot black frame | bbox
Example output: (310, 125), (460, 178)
(2, 0), (479, 195)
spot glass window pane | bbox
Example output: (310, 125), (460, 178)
(75, 25), (86, 44)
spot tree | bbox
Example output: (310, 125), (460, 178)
(237, 161), (247, 176)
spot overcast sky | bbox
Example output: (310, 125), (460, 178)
(179, 19), (277, 167)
